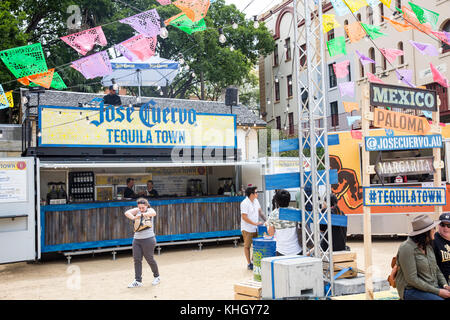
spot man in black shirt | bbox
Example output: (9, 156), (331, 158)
(103, 85), (122, 106)
(433, 213), (450, 282)
(124, 178), (139, 199)
(145, 180), (158, 198)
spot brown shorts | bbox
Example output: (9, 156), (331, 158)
(242, 230), (258, 249)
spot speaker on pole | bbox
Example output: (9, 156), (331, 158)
(225, 87), (238, 106)
(225, 87), (238, 114)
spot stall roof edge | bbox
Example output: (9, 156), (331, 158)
(26, 89), (266, 126)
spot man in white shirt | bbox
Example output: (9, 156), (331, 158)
(240, 186), (266, 270)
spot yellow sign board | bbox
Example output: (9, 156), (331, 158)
(95, 174), (153, 186)
(39, 104), (236, 148)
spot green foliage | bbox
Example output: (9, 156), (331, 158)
(0, 0), (275, 122)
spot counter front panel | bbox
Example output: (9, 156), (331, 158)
(40, 196), (245, 252)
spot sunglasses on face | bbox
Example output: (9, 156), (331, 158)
(440, 222), (450, 228)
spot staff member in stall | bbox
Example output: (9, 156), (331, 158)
(145, 180), (159, 198)
(124, 178), (140, 199)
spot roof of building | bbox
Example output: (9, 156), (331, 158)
(24, 90), (266, 127)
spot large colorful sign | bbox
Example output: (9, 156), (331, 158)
(365, 134), (442, 151)
(370, 83), (437, 111)
(363, 187), (446, 206)
(373, 108), (431, 135)
(38, 102), (237, 149)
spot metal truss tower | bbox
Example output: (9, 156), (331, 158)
(292, 0), (334, 296)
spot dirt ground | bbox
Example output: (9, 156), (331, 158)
(0, 237), (404, 300)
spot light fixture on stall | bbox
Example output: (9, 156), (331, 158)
(218, 28), (226, 44)
(159, 22), (169, 39)
(253, 16), (259, 29)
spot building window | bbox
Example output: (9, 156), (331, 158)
(395, 0), (401, 10)
(288, 112), (294, 135)
(274, 44), (279, 66)
(300, 43), (307, 67)
(347, 63), (352, 82)
(398, 41), (404, 64)
(287, 75), (293, 97)
(379, 3), (384, 23)
(442, 20), (450, 53)
(357, 13), (362, 22)
(344, 20), (349, 39)
(274, 80), (280, 102)
(382, 55), (387, 71)
(329, 64), (337, 88)
(369, 47), (376, 74)
(330, 101), (339, 127)
(276, 116), (281, 130)
(360, 60), (365, 78)
(426, 83), (448, 111)
(367, 6), (374, 25)
(285, 38), (291, 61)
(327, 28), (335, 41)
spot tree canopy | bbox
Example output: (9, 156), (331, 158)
(0, 0), (275, 122)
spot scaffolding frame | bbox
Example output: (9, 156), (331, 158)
(292, 0), (334, 296)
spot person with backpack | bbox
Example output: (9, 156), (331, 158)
(394, 214), (450, 300)
(124, 198), (160, 288)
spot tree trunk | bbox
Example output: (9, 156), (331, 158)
(200, 72), (205, 100)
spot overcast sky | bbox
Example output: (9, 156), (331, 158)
(224, 0), (283, 18)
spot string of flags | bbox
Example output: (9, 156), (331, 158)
(326, 0), (450, 140)
(0, 0), (212, 94)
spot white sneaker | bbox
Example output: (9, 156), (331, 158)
(152, 276), (160, 286)
(128, 280), (143, 288)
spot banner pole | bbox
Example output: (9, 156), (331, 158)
(362, 84), (374, 300)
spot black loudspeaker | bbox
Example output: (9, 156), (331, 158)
(225, 88), (238, 106)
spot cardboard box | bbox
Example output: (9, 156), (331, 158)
(261, 255), (324, 299)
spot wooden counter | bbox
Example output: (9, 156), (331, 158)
(40, 196), (245, 253)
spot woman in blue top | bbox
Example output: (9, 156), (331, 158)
(124, 198), (160, 288)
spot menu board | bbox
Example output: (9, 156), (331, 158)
(149, 167), (207, 196)
(0, 160), (28, 203)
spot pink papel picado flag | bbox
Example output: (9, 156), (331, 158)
(333, 60), (350, 78)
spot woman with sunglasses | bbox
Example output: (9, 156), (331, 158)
(433, 213), (450, 283)
(124, 198), (160, 288)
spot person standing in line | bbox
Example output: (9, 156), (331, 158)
(267, 190), (302, 256)
(124, 198), (160, 288)
(433, 213), (450, 283)
(395, 214), (450, 300)
(240, 186), (266, 270)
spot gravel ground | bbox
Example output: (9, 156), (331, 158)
(0, 237), (405, 300)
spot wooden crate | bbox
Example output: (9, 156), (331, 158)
(234, 280), (261, 300)
(324, 260), (358, 279)
(234, 293), (260, 300)
(332, 251), (357, 263)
